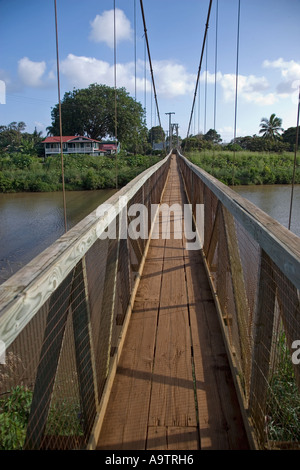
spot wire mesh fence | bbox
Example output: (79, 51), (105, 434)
(0, 154), (170, 450)
(178, 151), (300, 450)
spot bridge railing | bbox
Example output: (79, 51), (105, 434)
(178, 151), (300, 449)
(0, 153), (171, 450)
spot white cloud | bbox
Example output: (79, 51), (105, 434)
(219, 72), (276, 106)
(89, 9), (133, 48)
(60, 54), (151, 94)
(18, 57), (47, 87)
(263, 58), (300, 97)
(60, 55), (198, 100)
(153, 60), (196, 98)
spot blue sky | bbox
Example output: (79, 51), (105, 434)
(0, 0), (300, 142)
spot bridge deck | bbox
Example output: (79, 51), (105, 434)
(97, 155), (249, 450)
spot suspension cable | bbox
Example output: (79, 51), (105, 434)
(213, 0), (219, 132)
(114, 0), (118, 189)
(134, 0), (137, 101)
(232, 0), (241, 185)
(54, 0), (67, 233)
(139, 0), (162, 130)
(288, 86), (300, 231)
(204, 35), (208, 135)
(187, 0), (213, 138)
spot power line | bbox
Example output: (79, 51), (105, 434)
(187, 0), (213, 138)
(139, 0), (162, 130)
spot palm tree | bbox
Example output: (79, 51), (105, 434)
(259, 113), (283, 139)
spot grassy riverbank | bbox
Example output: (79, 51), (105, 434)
(1, 150), (299, 192)
(0, 153), (162, 193)
(185, 150), (300, 186)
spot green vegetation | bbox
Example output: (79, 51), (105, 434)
(0, 386), (32, 450)
(181, 114), (299, 186)
(0, 386), (84, 449)
(266, 331), (300, 443)
(0, 152), (162, 193)
(48, 83), (148, 154)
(1, 109), (299, 192)
(185, 150), (300, 186)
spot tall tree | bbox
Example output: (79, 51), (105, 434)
(259, 113), (283, 139)
(204, 128), (222, 144)
(148, 126), (165, 144)
(282, 126), (300, 151)
(47, 83), (147, 149)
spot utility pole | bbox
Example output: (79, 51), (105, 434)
(172, 123), (179, 149)
(165, 112), (175, 151)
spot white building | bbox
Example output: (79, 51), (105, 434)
(42, 136), (119, 156)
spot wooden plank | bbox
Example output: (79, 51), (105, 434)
(148, 161), (197, 429)
(97, 301), (160, 450)
(97, 154), (250, 451)
(147, 426), (199, 450)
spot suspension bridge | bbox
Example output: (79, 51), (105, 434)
(0, 0), (299, 451)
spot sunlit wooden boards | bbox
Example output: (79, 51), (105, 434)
(97, 155), (249, 450)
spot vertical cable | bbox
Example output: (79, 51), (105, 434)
(139, 0), (162, 130)
(204, 35), (208, 135)
(232, 0), (241, 185)
(134, 0), (137, 102)
(214, 0), (218, 133)
(54, 0), (67, 233)
(288, 86), (300, 230)
(187, 0), (213, 138)
(213, 0), (219, 159)
(144, 33), (147, 116)
(198, 75), (201, 134)
(114, 0), (118, 189)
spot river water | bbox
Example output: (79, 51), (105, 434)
(0, 189), (116, 283)
(0, 185), (299, 284)
(232, 184), (300, 237)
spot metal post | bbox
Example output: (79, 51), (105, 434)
(165, 112), (175, 151)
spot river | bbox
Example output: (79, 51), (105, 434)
(232, 184), (300, 237)
(0, 184), (299, 284)
(0, 189), (116, 283)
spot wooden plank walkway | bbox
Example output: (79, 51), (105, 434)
(96, 155), (249, 450)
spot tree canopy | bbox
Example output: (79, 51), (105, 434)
(259, 113), (283, 140)
(0, 122), (43, 155)
(148, 126), (165, 144)
(47, 83), (147, 151)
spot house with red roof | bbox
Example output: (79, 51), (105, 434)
(42, 136), (119, 157)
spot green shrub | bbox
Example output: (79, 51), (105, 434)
(0, 386), (33, 450)
(0, 152), (162, 193)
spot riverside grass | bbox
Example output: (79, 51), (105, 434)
(0, 150), (299, 193)
(0, 153), (161, 193)
(186, 150), (300, 186)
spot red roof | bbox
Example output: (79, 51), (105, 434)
(42, 136), (101, 143)
(99, 143), (117, 149)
